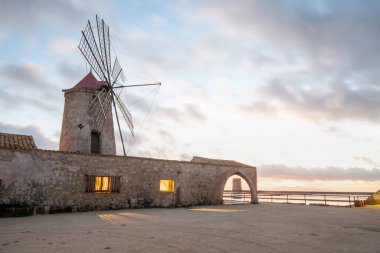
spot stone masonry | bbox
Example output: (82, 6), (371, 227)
(0, 148), (258, 212)
(59, 72), (116, 155)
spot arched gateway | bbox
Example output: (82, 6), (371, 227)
(219, 168), (258, 204)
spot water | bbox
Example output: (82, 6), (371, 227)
(223, 191), (372, 206)
(258, 193), (370, 207)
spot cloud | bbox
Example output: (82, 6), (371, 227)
(323, 126), (347, 137)
(258, 164), (380, 182)
(155, 106), (182, 122)
(195, 1), (380, 68)
(126, 91), (157, 113)
(185, 103), (207, 122)
(49, 37), (77, 55)
(0, 89), (59, 113)
(151, 146), (170, 159)
(130, 132), (150, 148)
(158, 130), (175, 143)
(0, 122), (58, 150)
(238, 78), (380, 123)
(154, 103), (207, 124)
(262, 80), (380, 122)
(180, 153), (192, 161)
(0, 32), (7, 43)
(58, 62), (81, 81)
(0, 61), (61, 112)
(147, 14), (167, 27)
(239, 101), (277, 117)
(0, 61), (60, 96)
(354, 156), (379, 167)
(1, 61), (46, 86)
(116, 28), (191, 74)
(0, 0), (113, 34)
(192, 1), (380, 123)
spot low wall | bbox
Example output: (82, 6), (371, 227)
(0, 148), (258, 212)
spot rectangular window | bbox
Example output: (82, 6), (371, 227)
(91, 132), (100, 154)
(160, 180), (175, 192)
(95, 176), (110, 192)
(85, 175), (121, 193)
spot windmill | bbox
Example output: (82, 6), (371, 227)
(78, 15), (161, 156)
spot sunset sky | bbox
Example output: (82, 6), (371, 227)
(1, 0), (380, 192)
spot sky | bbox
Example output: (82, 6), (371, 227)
(1, 0), (380, 192)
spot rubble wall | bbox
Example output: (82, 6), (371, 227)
(0, 148), (257, 212)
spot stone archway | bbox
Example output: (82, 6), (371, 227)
(218, 168), (258, 204)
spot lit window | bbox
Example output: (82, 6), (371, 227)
(95, 176), (111, 192)
(85, 175), (121, 193)
(160, 180), (175, 192)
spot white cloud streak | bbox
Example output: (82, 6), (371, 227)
(259, 164), (380, 182)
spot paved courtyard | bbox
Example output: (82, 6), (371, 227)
(0, 203), (379, 252)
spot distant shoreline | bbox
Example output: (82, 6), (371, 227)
(257, 190), (374, 195)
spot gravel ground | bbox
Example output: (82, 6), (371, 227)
(0, 203), (379, 253)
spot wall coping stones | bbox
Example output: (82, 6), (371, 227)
(0, 147), (255, 169)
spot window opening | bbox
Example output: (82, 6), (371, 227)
(91, 131), (100, 153)
(160, 180), (175, 192)
(95, 176), (111, 192)
(85, 175), (121, 193)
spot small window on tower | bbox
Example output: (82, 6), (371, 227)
(160, 180), (175, 192)
(91, 131), (100, 153)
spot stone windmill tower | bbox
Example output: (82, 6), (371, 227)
(59, 15), (160, 156)
(59, 72), (116, 155)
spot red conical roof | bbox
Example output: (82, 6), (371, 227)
(72, 72), (106, 90)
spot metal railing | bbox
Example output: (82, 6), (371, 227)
(257, 191), (373, 207)
(223, 190), (251, 204)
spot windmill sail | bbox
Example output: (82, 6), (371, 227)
(88, 89), (112, 131)
(78, 22), (107, 81)
(114, 91), (134, 136)
(111, 57), (126, 86)
(96, 16), (112, 83)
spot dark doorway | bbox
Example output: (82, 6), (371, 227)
(91, 131), (100, 153)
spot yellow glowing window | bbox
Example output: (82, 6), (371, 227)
(85, 175), (121, 193)
(160, 180), (175, 192)
(95, 176), (111, 192)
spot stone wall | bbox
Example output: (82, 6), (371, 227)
(0, 148), (258, 212)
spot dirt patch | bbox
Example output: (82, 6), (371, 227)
(0, 204), (379, 253)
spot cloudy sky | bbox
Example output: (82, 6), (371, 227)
(1, 0), (380, 192)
